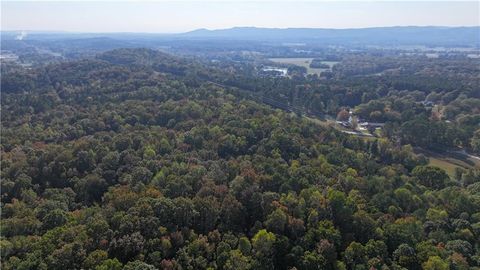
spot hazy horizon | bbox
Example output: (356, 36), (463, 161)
(2, 25), (480, 36)
(2, 1), (479, 33)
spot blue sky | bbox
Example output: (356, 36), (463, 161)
(2, 1), (479, 33)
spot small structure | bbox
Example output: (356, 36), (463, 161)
(359, 122), (385, 128)
(259, 66), (288, 77)
(421, 101), (435, 108)
(336, 120), (351, 128)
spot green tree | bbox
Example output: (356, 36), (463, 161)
(224, 249), (251, 270)
(95, 259), (123, 270)
(252, 229), (276, 270)
(265, 208), (288, 234)
(412, 166), (449, 190)
(393, 244), (418, 269)
(422, 256), (449, 270)
(84, 250), (109, 269)
(344, 242), (367, 268)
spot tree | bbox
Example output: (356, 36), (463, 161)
(84, 250), (108, 269)
(344, 242), (366, 268)
(265, 209), (288, 234)
(337, 109), (350, 121)
(352, 210), (377, 243)
(392, 244), (418, 269)
(385, 217), (424, 252)
(302, 250), (326, 270)
(422, 256), (449, 270)
(365, 240), (388, 261)
(123, 260), (156, 270)
(224, 249), (251, 270)
(173, 197), (198, 228)
(238, 237), (252, 256)
(131, 166), (153, 185)
(41, 208), (68, 231)
(143, 146), (156, 159)
(445, 240), (472, 258)
(95, 259), (123, 270)
(412, 166), (449, 189)
(327, 189), (354, 232)
(193, 196), (220, 234)
(109, 232), (145, 263)
(252, 229), (276, 270)
(75, 174), (108, 204)
(470, 129), (480, 154)
(394, 188), (419, 213)
(220, 195), (245, 231)
(46, 242), (86, 270)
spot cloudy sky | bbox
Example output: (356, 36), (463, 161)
(2, 1), (479, 33)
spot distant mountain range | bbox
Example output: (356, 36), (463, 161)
(180, 26), (480, 46)
(2, 26), (479, 47)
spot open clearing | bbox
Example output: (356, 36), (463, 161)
(414, 148), (480, 177)
(269, 58), (338, 75)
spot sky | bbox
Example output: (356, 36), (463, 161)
(1, 1), (479, 33)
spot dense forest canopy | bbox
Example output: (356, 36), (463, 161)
(1, 46), (480, 270)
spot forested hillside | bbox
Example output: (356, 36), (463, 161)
(1, 49), (480, 270)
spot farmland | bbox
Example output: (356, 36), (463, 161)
(269, 57), (338, 75)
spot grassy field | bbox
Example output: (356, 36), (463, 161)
(269, 58), (338, 75)
(414, 148), (480, 177)
(428, 158), (462, 177)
